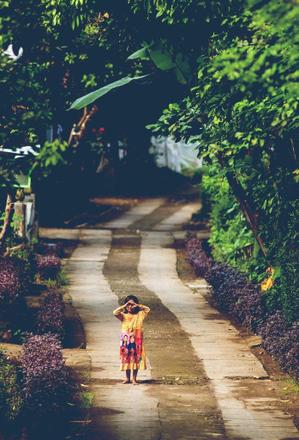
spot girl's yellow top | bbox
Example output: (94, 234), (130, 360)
(113, 304), (150, 370)
(113, 304), (150, 332)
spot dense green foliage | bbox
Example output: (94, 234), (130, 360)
(0, 1), (145, 223)
(1, 0), (187, 216)
(0, 350), (23, 421)
(0, 0), (138, 190)
(0, 1), (52, 187)
(200, 166), (258, 271)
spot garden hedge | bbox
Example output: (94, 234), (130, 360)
(21, 334), (74, 415)
(186, 237), (299, 380)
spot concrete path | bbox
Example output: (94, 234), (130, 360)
(100, 198), (165, 229)
(154, 201), (201, 231)
(40, 198), (299, 440)
(98, 198), (201, 232)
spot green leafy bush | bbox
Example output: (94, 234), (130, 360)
(9, 246), (36, 287)
(31, 140), (68, 179)
(200, 165), (264, 274)
(0, 350), (23, 422)
(199, 164), (299, 322)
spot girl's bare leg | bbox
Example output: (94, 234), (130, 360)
(132, 369), (138, 384)
(122, 369), (131, 384)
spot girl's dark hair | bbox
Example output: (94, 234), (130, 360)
(123, 295), (139, 305)
(123, 295), (140, 314)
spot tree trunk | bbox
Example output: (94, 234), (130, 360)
(225, 170), (267, 256)
(217, 154), (267, 257)
(0, 192), (14, 244)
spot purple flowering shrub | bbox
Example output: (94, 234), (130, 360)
(186, 239), (264, 330)
(206, 262), (265, 331)
(186, 238), (299, 380)
(21, 334), (74, 414)
(259, 312), (288, 356)
(36, 292), (65, 337)
(0, 256), (25, 304)
(35, 254), (61, 279)
(186, 237), (212, 277)
(260, 313), (299, 380)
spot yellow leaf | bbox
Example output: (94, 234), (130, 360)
(260, 267), (274, 292)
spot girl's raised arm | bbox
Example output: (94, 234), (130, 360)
(138, 304), (150, 316)
(113, 305), (125, 321)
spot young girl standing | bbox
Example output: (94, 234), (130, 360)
(113, 295), (150, 384)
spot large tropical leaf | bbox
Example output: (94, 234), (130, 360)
(69, 75), (148, 110)
(127, 41), (191, 84)
(174, 53), (192, 84)
(148, 46), (176, 71)
(127, 46), (150, 60)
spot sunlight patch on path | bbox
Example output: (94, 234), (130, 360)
(154, 201), (201, 231)
(39, 227), (80, 240)
(67, 230), (118, 380)
(100, 198), (166, 229)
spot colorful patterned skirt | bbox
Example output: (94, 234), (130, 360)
(119, 328), (146, 371)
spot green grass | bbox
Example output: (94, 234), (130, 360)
(41, 269), (69, 288)
(57, 269), (69, 286)
(281, 378), (299, 394)
(79, 391), (94, 409)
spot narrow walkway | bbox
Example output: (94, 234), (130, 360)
(103, 230), (226, 440)
(65, 230), (159, 440)
(40, 198), (299, 440)
(99, 198), (165, 229)
(154, 201), (200, 231)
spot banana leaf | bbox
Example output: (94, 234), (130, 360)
(69, 75), (149, 110)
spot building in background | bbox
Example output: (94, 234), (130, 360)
(150, 136), (202, 175)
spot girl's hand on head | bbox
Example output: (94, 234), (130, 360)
(124, 300), (134, 308)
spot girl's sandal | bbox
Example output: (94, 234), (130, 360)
(122, 379), (131, 384)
